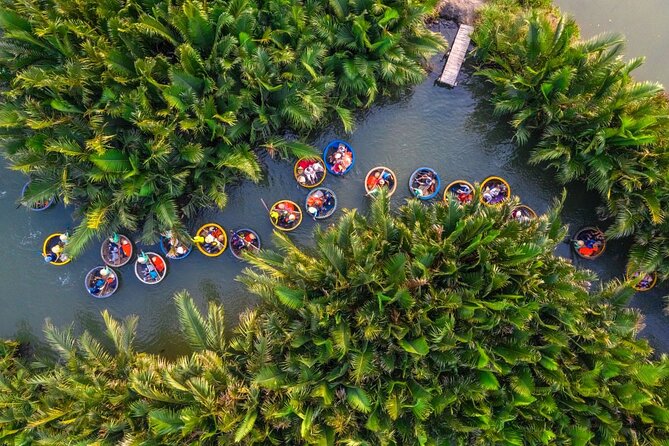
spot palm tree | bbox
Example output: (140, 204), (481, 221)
(0, 0), (445, 257)
(226, 192), (669, 444)
(2, 193), (669, 443)
(472, 3), (669, 287)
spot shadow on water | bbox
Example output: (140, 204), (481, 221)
(0, 20), (666, 355)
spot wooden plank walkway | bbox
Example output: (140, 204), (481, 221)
(438, 24), (474, 87)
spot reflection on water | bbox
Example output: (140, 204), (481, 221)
(0, 21), (666, 355)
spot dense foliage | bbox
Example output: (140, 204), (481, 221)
(2, 195), (669, 444)
(0, 0), (444, 255)
(471, 0), (669, 282)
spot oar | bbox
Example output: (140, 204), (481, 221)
(260, 198), (271, 213)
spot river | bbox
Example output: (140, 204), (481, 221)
(556, 0), (669, 88)
(0, 17), (666, 355)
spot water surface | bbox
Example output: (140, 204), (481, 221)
(556, 0), (668, 87)
(0, 21), (666, 354)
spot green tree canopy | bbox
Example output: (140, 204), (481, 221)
(0, 0), (444, 255)
(2, 195), (668, 444)
(471, 0), (669, 283)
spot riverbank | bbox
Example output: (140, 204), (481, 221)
(437, 0), (486, 24)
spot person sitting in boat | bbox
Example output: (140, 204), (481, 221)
(638, 274), (653, 289)
(137, 253), (159, 280)
(574, 240), (599, 257)
(513, 209), (531, 223)
(307, 190), (325, 209)
(323, 192), (335, 211)
(209, 226), (222, 238)
(89, 268), (115, 295)
(270, 209), (280, 224)
(232, 232), (244, 251)
(244, 232), (256, 245)
(46, 241), (69, 263)
(45, 244), (62, 263)
(331, 152), (345, 174)
(367, 171), (382, 190)
(108, 243), (121, 263)
(304, 166), (316, 184)
(342, 151), (352, 170)
(202, 234), (219, 253)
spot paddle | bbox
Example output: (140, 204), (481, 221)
(260, 198), (271, 213)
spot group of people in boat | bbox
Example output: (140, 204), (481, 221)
(325, 142), (354, 175)
(573, 227), (606, 259)
(230, 229), (260, 258)
(410, 168), (439, 199)
(162, 230), (191, 259)
(22, 181), (55, 212)
(631, 271), (655, 290)
(193, 225), (227, 255)
(366, 167), (397, 196)
(270, 201), (302, 230)
(43, 233), (70, 265)
(511, 205), (536, 223)
(136, 252), (167, 284)
(306, 188), (336, 219)
(86, 266), (117, 298)
(295, 159), (326, 187)
(481, 178), (509, 205)
(103, 233), (133, 266)
(449, 182), (474, 205)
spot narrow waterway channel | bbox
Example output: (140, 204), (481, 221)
(0, 20), (666, 355)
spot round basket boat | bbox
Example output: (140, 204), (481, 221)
(194, 224), (228, 257)
(100, 234), (133, 267)
(85, 266), (119, 299)
(365, 166), (397, 197)
(134, 252), (167, 285)
(323, 140), (355, 176)
(511, 205), (537, 223)
(444, 180), (475, 205)
(480, 176), (511, 206)
(409, 167), (440, 200)
(305, 187), (337, 220)
(159, 232), (192, 260)
(626, 268), (657, 292)
(42, 233), (71, 266)
(269, 200), (303, 231)
(294, 157), (327, 188)
(21, 181), (55, 212)
(230, 229), (261, 260)
(572, 226), (606, 260)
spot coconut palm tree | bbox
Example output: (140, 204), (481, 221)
(0, 0), (445, 256)
(472, 3), (669, 286)
(2, 193), (669, 444)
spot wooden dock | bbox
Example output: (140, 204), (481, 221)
(438, 24), (474, 87)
